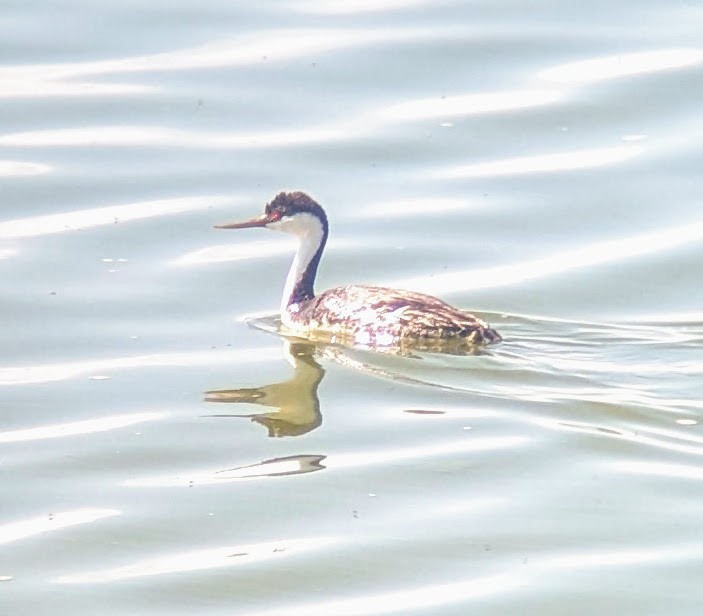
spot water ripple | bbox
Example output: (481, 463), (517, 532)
(538, 48), (703, 84)
(124, 435), (526, 487)
(392, 214), (703, 293)
(0, 348), (279, 385)
(0, 196), (232, 240)
(433, 144), (644, 178)
(242, 573), (520, 616)
(55, 537), (336, 584)
(0, 509), (119, 546)
(0, 88), (564, 149)
(0, 27), (433, 99)
(0, 160), (52, 176)
(0, 412), (165, 443)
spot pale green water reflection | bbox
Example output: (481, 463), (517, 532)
(205, 340), (324, 438)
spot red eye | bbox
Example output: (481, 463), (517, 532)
(269, 210), (281, 222)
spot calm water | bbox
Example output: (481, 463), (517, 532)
(2, 1), (703, 614)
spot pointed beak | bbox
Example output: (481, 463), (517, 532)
(214, 213), (271, 230)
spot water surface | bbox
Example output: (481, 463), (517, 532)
(2, 1), (703, 614)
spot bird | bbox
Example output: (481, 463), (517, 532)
(215, 191), (501, 351)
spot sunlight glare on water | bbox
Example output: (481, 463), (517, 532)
(1, 0), (703, 614)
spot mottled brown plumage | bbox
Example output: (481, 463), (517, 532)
(291, 285), (501, 346)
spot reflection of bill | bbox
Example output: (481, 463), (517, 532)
(204, 340), (324, 437)
(215, 454), (326, 479)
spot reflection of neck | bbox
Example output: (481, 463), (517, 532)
(281, 214), (327, 313)
(203, 340), (325, 438)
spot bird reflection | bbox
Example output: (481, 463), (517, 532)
(204, 316), (501, 439)
(204, 340), (324, 437)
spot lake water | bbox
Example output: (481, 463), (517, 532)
(2, 1), (703, 614)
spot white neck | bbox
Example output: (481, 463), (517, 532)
(266, 213), (325, 324)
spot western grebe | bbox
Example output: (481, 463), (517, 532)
(215, 192), (501, 349)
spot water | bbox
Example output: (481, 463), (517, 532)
(2, 1), (703, 613)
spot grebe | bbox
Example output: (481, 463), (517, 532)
(215, 192), (501, 349)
